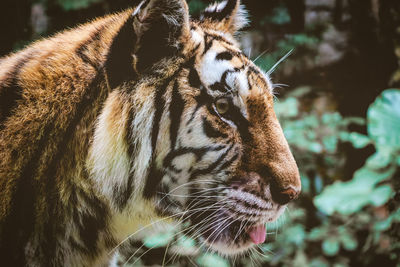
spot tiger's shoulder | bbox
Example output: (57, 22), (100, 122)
(0, 9), (134, 263)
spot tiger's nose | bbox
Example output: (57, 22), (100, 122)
(270, 183), (300, 205)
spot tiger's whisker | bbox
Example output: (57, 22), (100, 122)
(267, 49), (293, 75)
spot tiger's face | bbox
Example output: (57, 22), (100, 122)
(90, 0), (300, 258)
(144, 2), (301, 255)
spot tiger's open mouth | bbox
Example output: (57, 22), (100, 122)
(198, 217), (269, 254)
(184, 188), (286, 255)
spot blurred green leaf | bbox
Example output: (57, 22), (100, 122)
(322, 238), (340, 256)
(314, 175), (324, 194)
(341, 117), (366, 126)
(345, 132), (371, 149)
(188, 0), (207, 15)
(287, 86), (312, 97)
(308, 227), (327, 241)
(322, 112), (341, 124)
(293, 250), (308, 266)
(396, 155), (400, 166)
(310, 258), (329, 267)
(300, 173), (311, 193)
(269, 6), (291, 25)
(368, 89), (400, 151)
(57, 0), (101, 10)
(286, 225), (306, 245)
(309, 142), (323, 153)
(366, 150), (392, 169)
(369, 185), (393, 206)
(275, 97), (299, 118)
(143, 231), (174, 248)
(314, 166), (394, 215)
(340, 234), (358, 251)
(323, 135), (338, 153)
(196, 253), (229, 267)
(374, 216), (394, 232)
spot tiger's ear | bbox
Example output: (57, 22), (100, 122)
(199, 0), (248, 34)
(105, 0), (190, 87)
(132, 0), (190, 72)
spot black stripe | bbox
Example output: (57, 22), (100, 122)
(202, 33), (235, 56)
(151, 80), (172, 156)
(217, 49), (243, 59)
(222, 67), (242, 83)
(220, 101), (251, 142)
(231, 107), (251, 141)
(202, 117), (228, 139)
(209, 82), (227, 92)
(0, 84), (22, 130)
(188, 66), (202, 89)
(246, 68), (252, 90)
(218, 149), (239, 171)
(188, 87), (213, 125)
(76, 26), (105, 70)
(72, 184), (109, 256)
(113, 108), (135, 210)
(143, 66), (184, 198)
(143, 165), (165, 199)
(204, 32), (234, 46)
(169, 80), (185, 150)
(248, 66), (260, 75)
(202, 34), (213, 55)
(209, 67), (242, 93)
(189, 144), (233, 180)
(163, 145), (225, 170)
(216, 51), (233, 61)
(0, 52), (37, 129)
(183, 45), (201, 88)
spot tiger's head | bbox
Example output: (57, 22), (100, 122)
(90, 0), (300, 256)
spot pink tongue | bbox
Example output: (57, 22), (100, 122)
(248, 225), (266, 244)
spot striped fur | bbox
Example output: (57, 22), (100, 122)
(0, 0), (301, 266)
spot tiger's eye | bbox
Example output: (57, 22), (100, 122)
(215, 98), (230, 115)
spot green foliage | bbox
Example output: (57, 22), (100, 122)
(143, 230), (174, 248)
(267, 6), (291, 25)
(368, 89), (400, 151)
(188, 0), (207, 15)
(56, 0), (101, 11)
(196, 253), (230, 267)
(316, 89), (400, 216)
(314, 167), (394, 215)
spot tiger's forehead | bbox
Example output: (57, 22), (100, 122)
(190, 26), (273, 100)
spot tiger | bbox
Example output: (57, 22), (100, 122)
(0, 0), (301, 266)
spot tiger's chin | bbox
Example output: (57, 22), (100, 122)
(200, 223), (264, 256)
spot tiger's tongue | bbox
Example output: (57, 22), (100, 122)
(248, 225), (266, 244)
